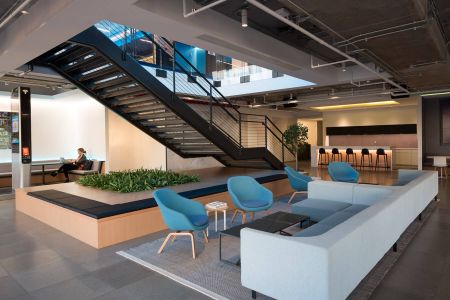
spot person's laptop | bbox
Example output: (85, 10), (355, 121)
(59, 157), (70, 164)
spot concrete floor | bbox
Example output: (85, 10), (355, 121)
(0, 167), (449, 299)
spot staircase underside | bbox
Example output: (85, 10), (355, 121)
(33, 26), (286, 170)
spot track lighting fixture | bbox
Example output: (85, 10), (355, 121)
(241, 8), (248, 27)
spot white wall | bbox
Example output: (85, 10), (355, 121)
(0, 90), (107, 163)
(105, 110), (166, 172)
(32, 90), (107, 161)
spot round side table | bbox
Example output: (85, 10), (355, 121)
(205, 202), (228, 236)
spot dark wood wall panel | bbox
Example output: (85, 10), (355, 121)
(326, 124), (417, 136)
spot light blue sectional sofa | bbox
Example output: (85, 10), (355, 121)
(241, 170), (438, 300)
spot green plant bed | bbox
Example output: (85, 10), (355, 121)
(76, 168), (200, 193)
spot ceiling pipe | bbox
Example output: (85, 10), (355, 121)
(183, 0), (228, 18)
(334, 19), (428, 47)
(246, 0), (410, 94)
(0, 0), (33, 31)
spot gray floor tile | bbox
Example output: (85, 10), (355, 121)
(0, 276), (28, 299)
(0, 249), (63, 275)
(87, 261), (151, 290)
(11, 258), (89, 292)
(94, 272), (208, 300)
(29, 273), (114, 300)
(0, 264), (8, 278)
(0, 239), (46, 261)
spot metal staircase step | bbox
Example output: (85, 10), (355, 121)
(100, 85), (145, 99)
(52, 46), (94, 65)
(159, 132), (204, 139)
(132, 111), (175, 120)
(111, 94), (157, 106)
(181, 149), (224, 155)
(166, 138), (210, 144)
(81, 70), (126, 84)
(151, 125), (195, 133)
(90, 76), (133, 91)
(142, 119), (185, 126)
(66, 59), (110, 77)
(77, 65), (117, 82)
(62, 53), (101, 72)
(122, 102), (165, 113)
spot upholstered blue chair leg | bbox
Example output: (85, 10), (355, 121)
(288, 191), (308, 204)
(158, 230), (207, 259)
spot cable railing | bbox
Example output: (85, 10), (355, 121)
(95, 20), (294, 164)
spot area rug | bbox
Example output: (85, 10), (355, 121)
(118, 200), (437, 300)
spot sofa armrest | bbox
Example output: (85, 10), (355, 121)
(241, 228), (329, 300)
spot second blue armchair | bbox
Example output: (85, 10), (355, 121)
(328, 162), (359, 183)
(227, 176), (273, 224)
(153, 188), (209, 259)
(284, 166), (313, 204)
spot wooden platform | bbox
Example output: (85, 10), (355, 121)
(15, 167), (293, 249)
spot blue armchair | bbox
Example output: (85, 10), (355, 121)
(227, 176), (273, 224)
(328, 162), (359, 183)
(153, 188), (209, 259)
(284, 166), (313, 204)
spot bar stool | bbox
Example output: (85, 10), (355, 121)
(318, 148), (329, 166)
(375, 148), (389, 169)
(331, 148), (342, 162)
(360, 148), (372, 168)
(345, 148), (357, 166)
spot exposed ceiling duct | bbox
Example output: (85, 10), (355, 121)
(193, 0), (450, 92)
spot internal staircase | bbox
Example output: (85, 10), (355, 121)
(34, 20), (293, 169)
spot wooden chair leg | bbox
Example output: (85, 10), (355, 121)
(203, 230), (208, 243)
(230, 209), (238, 224)
(250, 212), (255, 221)
(171, 230), (180, 243)
(158, 233), (173, 254)
(287, 192), (297, 204)
(242, 212), (247, 224)
(189, 232), (196, 259)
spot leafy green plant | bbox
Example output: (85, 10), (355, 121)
(283, 123), (309, 170)
(76, 168), (200, 193)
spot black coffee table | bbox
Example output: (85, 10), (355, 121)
(219, 211), (309, 265)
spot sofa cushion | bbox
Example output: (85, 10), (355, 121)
(320, 211), (355, 227)
(294, 223), (332, 237)
(291, 198), (351, 222)
(341, 204), (369, 214)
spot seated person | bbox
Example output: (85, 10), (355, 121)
(51, 148), (87, 182)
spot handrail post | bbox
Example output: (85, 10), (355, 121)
(209, 85), (213, 125)
(239, 113), (242, 147)
(172, 49), (176, 96)
(264, 116), (268, 150)
(282, 135), (285, 163)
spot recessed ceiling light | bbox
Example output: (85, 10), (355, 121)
(21, 10), (29, 15)
(330, 96), (340, 99)
(311, 100), (399, 111)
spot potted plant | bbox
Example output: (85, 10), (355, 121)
(283, 123), (309, 170)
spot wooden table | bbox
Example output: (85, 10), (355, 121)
(205, 201), (228, 236)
